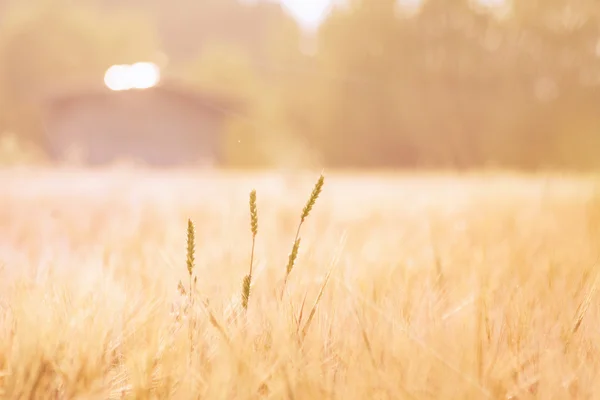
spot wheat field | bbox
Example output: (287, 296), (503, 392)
(0, 168), (599, 399)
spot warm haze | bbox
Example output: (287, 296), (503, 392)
(1, 0), (600, 399)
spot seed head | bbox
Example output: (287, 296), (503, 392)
(301, 174), (324, 222)
(249, 189), (258, 237)
(186, 219), (195, 277)
(286, 237), (301, 276)
(241, 274), (251, 310)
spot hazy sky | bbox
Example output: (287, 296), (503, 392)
(280, 0), (507, 29)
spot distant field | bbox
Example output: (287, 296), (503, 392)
(0, 168), (599, 399)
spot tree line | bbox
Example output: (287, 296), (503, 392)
(1, 0), (599, 169)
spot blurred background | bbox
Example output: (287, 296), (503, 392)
(0, 0), (599, 171)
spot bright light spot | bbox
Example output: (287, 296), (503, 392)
(129, 62), (160, 89)
(281, 0), (332, 30)
(103, 62), (160, 91)
(104, 65), (130, 91)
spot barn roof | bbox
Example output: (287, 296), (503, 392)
(38, 78), (244, 116)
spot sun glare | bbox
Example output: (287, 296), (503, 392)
(279, 0), (509, 27)
(104, 62), (160, 91)
(280, 0), (332, 29)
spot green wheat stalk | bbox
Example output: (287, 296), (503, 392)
(178, 218), (197, 359)
(281, 173), (325, 298)
(186, 218), (195, 304)
(242, 189), (258, 310)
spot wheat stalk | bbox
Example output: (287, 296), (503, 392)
(241, 189), (258, 310)
(281, 173), (325, 298)
(186, 219), (196, 305)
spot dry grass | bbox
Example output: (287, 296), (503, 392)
(0, 168), (599, 399)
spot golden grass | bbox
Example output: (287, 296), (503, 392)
(0, 168), (599, 399)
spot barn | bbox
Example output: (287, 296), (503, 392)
(38, 81), (240, 167)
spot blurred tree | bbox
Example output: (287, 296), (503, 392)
(179, 43), (266, 167)
(305, 0), (497, 167)
(177, 2), (318, 169)
(507, 0), (600, 168)
(292, 0), (600, 169)
(305, 0), (410, 167)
